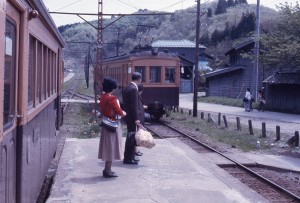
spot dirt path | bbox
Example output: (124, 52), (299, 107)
(179, 93), (300, 136)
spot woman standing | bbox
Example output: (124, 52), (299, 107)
(98, 78), (126, 178)
(244, 88), (252, 112)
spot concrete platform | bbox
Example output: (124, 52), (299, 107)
(47, 138), (270, 203)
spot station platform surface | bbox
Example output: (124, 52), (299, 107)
(49, 93), (300, 203)
(46, 136), (300, 203)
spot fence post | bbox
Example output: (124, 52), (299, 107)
(236, 117), (241, 131)
(295, 131), (299, 147)
(276, 125), (280, 141)
(262, 122), (266, 138)
(181, 108), (183, 114)
(218, 113), (221, 126)
(189, 110), (192, 116)
(223, 115), (228, 128)
(201, 112), (204, 119)
(248, 120), (253, 135)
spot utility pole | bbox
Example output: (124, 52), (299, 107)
(193, 0), (200, 117)
(116, 28), (120, 56)
(254, 0), (260, 101)
(95, 0), (103, 106)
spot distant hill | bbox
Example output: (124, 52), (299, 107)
(58, 0), (278, 69)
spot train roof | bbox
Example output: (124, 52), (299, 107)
(103, 49), (179, 63)
(31, 0), (65, 47)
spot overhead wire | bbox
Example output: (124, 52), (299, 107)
(53, 0), (84, 12)
(117, 0), (140, 11)
(156, 0), (189, 11)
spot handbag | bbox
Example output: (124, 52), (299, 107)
(135, 124), (155, 149)
(243, 97), (248, 102)
(100, 116), (119, 132)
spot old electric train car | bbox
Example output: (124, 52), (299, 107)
(0, 0), (64, 202)
(101, 47), (180, 119)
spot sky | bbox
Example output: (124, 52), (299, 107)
(43, 0), (299, 27)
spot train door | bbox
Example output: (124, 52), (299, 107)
(1, 2), (21, 203)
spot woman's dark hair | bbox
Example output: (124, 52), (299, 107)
(138, 84), (144, 92)
(102, 77), (117, 93)
(132, 72), (142, 81)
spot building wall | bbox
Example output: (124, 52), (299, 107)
(265, 84), (300, 114)
(207, 69), (251, 98)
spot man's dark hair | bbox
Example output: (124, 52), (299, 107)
(132, 72), (142, 81)
(102, 77), (117, 93)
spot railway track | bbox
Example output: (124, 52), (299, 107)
(62, 70), (93, 111)
(145, 121), (300, 203)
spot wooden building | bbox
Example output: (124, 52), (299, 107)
(204, 39), (270, 98)
(263, 72), (300, 114)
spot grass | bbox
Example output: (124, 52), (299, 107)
(166, 112), (270, 152)
(198, 96), (260, 109)
(61, 102), (101, 139)
(63, 67), (94, 96)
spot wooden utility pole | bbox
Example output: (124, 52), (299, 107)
(193, 0), (200, 117)
(116, 28), (120, 56)
(253, 0), (260, 101)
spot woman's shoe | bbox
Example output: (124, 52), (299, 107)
(135, 151), (143, 156)
(103, 170), (118, 178)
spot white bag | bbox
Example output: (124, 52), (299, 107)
(135, 125), (155, 149)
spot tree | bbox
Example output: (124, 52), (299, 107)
(200, 32), (210, 45)
(207, 8), (213, 17)
(260, 3), (300, 71)
(215, 0), (227, 15)
(211, 29), (223, 44)
(230, 12), (255, 39)
(235, 0), (248, 4)
(227, 0), (235, 7)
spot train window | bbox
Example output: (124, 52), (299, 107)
(47, 50), (51, 97)
(165, 67), (175, 83)
(149, 66), (161, 83)
(54, 54), (57, 93)
(37, 42), (42, 103)
(134, 66), (146, 82)
(28, 36), (57, 108)
(28, 36), (35, 108)
(3, 19), (16, 129)
(43, 46), (47, 100)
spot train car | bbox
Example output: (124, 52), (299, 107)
(0, 0), (64, 202)
(101, 46), (180, 120)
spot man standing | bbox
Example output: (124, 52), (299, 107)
(122, 72), (143, 164)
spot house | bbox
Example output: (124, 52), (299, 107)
(263, 72), (300, 114)
(203, 39), (272, 98)
(152, 39), (213, 93)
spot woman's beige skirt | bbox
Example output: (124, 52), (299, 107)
(98, 124), (123, 161)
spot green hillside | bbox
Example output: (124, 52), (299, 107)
(59, 1), (279, 70)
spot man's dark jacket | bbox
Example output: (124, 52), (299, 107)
(122, 83), (143, 132)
